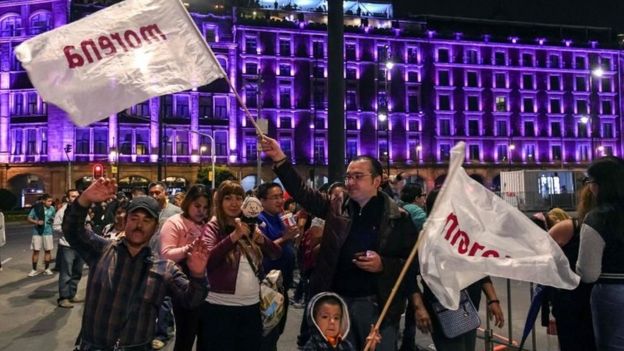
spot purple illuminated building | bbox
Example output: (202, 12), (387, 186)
(0, 0), (621, 202)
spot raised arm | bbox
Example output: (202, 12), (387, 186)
(260, 136), (331, 219)
(63, 178), (116, 266)
(160, 218), (190, 262)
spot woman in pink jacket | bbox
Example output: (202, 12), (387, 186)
(198, 180), (282, 351)
(159, 184), (211, 351)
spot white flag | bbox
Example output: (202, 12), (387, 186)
(418, 142), (579, 309)
(15, 0), (225, 126)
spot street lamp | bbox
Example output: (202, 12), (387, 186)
(64, 144), (72, 189)
(589, 66), (604, 160)
(108, 146), (119, 183)
(508, 143), (515, 166)
(192, 129), (216, 190)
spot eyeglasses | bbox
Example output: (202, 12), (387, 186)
(344, 173), (373, 182)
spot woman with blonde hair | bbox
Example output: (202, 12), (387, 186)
(198, 180), (282, 351)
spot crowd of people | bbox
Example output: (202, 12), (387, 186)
(12, 136), (624, 351)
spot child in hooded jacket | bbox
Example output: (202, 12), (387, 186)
(303, 292), (354, 351)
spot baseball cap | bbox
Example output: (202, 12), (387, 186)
(126, 196), (160, 219)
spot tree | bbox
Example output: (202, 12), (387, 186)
(0, 189), (18, 211)
(196, 166), (237, 189)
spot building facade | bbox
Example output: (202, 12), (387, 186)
(0, 0), (621, 204)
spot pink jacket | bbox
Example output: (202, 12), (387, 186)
(204, 219), (282, 294)
(160, 213), (206, 263)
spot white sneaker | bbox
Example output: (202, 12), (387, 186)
(43, 269), (54, 276)
(28, 269), (40, 277)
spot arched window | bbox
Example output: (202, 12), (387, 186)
(0, 14), (22, 37)
(30, 11), (52, 35)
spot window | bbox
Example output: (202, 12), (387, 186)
(521, 53), (533, 66)
(175, 95), (190, 118)
(175, 131), (188, 155)
(313, 64), (324, 78)
(438, 70), (450, 86)
(214, 96), (228, 119)
(407, 91), (420, 112)
(438, 95), (451, 110)
(245, 137), (257, 160)
(30, 11), (51, 35)
(11, 93), (23, 116)
(378, 139), (388, 160)
(408, 138), (420, 161)
(0, 14), (22, 37)
(575, 76), (587, 91)
(343, 117), (356, 130)
(549, 76), (561, 90)
(377, 45), (389, 61)
(468, 120), (479, 136)
(10, 46), (23, 71)
(245, 62), (258, 75)
(26, 129), (37, 155)
(345, 43), (356, 60)
(313, 41), (324, 58)
(524, 121), (535, 136)
(162, 95), (173, 117)
(407, 119), (420, 131)
(131, 100), (150, 117)
(245, 36), (257, 53)
(525, 144), (536, 161)
(551, 122), (562, 137)
(552, 145), (562, 161)
(603, 146), (614, 156)
(550, 99), (562, 113)
(469, 145), (480, 160)
(346, 137), (358, 160)
(494, 73), (506, 88)
(136, 130), (149, 155)
(603, 123), (614, 138)
(494, 51), (506, 65)
(94, 130), (107, 155)
(576, 99), (588, 114)
(314, 137), (325, 163)
(578, 121), (588, 137)
(523, 98), (534, 113)
(279, 63), (291, 76)
(314, 116), (325, 129)
(439, 119), (451, 136)
(602, 100), (613, 114)
(313, 83), (325, 108)
(440, 144), (451, 161)
(522, 74), (534, 89)
(279, 83), (292, 108)
(575, 56), (586, 69)
(279, 39), (291, 56)
(497, 145), (508, 161)
(27, 93), (39, 115)
(466, 72), (478, 87)
(407, 47), (419, 64)
(199, 95), (213, 118)
(279, 138), (292, 159)
(279, 116), (292, 129)
(495, 96), (507, 112)
(204, 26), (216, 42)
(601, 78), (612, 92)
(245, 84), (257, 108)
(377, 67), (387, 81)
(437, 48), (449, 63)
(40, 130), (47, 155)
(12, 129), (22, 154)
(120, 130), (132, 155)
(467, 96), (479, 111)
(346, 90), (357, 110)
(215, 131), (227, 156)
(76, 129), (90, 154)
(548, 54), (560, 68)
(407, 71), (419, 82)
(579, 145), (590, 161)
(346, 67), (357, 80)
(465, 49), (478, 64)
(602, 57), (612, 70)
(496, 120), (508, 136)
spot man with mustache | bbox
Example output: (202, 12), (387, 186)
(63, 178), (209, 351)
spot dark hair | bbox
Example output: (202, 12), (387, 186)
(181, 184), (211, 216)
(350, 155), (384, 178)
(41, 193), (52, 201)
(284, 198), (297, 210)
(256, 182), (282, 200)
(400, 183), (423, 203)
(313, 295), (343, 320)
(66, 189), (78, 197)
(587, 156), (624, 207)
(328, 182), (346, 195)
(425, 188), (441, 213)
(148, 181), (168, 191)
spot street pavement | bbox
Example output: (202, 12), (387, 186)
(0, 222), (554, 351)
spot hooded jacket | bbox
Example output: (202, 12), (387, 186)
(303, 292), (354, 351)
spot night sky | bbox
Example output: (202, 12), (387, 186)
(395, 0), (624, 36)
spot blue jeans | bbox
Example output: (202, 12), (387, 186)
(591, 283), (624, 350)
(155, 296), (174, 341)
(58, 245), (84, 301)
(343, 295), (399, 351)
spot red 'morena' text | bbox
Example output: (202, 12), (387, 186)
(443, 213), (501, 257)
(63, 24), (167, 69)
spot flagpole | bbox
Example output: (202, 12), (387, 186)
(362, 230), (426, 351)
(175, 0), (265, 138)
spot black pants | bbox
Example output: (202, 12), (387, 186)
(552, 285), (596, 351)
(198, 302), (262, 351)
(171, 298), (200, 351)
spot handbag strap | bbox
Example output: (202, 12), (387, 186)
(238, 239), (263, 281)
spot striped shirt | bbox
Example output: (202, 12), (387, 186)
(63, 201), (207, 348)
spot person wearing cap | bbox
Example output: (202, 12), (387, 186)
(62, 178), (210, 351)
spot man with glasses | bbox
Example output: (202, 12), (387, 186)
(256, 182), (298, 351)
(260, 136), (419, 351)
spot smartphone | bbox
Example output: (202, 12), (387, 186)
(353, 251), (366, 260)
